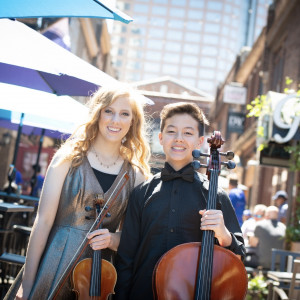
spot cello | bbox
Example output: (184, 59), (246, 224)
(153, 131), (248, 300)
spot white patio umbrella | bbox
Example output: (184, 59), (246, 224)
(0, 82), (88, 193)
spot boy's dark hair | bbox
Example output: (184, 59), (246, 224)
(160, 102), (209, 136)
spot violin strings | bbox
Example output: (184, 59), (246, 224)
(47, 172), (128, 300)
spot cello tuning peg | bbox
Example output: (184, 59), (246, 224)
(221, 160), (236, 170)
(192, 149), (201, 158)
(226, 151), (234, 160)
(192, 160), (208, 170)
(192, 149), (210, 158)
(219, 151), (234, 160)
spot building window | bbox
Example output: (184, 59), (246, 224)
(189, 0), (204, 8)
(146, 51), (162, 61)
(134, 4), (148, 13)
(165, 41), (181, 52)
(164, 52), (180, 63)
(182, 55), (198, 66)
(148, 39), (163, 50)
(162, 64), (178, 75)
(188, 10), (204, 19)
(183, 43), (199, 54)
(200, 57), (217, 68)
(207, 1), (223, 11)
(185, 32), (201, 43)
(167, 30), (183, 41)
(271, 49), (285, 92)
(169, 8), (185, 18)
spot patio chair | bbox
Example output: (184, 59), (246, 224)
(271, 249), (300, 272)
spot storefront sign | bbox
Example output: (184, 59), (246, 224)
(227, 112), (245, 134)
(223, 84), (247, 105)
(273, 94), (300, 143)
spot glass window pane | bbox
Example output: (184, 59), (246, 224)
(145, 62), (160, 72)
(203, 34), (219, 45)
(167, 30), (183, 41)
(165, 41), (181, 52)
(171, 0), (185, 6)
(146, 51), (162, 61)
(183, 43), (199, 54)
(152, 6), (167, 15)
(207, 1), (223, 11)
(190, 0), (204, 8)
(182, 55), (198, 65)
(148, 39), (163, 50)
(181, 66), (197, 77)
(202, 46), (218, 56)
(134, 4), (148, 13)
(204, 23), (220, 34)
(206, 12), (221, 22)
(162, 64), (178, 75)
(185, 32), (201, 43)
(149, 28), (164, 38)
(170, 8), (185, 18)
(186, 21), (203, 31)
(200, 57), (217, 68)
(188, 10), (204, 20)
(163, 53), (180, 63)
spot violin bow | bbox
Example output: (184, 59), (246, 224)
(48, 172), (129, 300)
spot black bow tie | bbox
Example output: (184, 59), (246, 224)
(161, 166), (194, 182)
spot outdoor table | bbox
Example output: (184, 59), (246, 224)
(0, 202), (34, 213)
(267, 270), (300, 299)
(0, 191), (39, 204)
(0, 202), (34, 254)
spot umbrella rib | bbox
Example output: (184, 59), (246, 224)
(38, 71), (58, 95)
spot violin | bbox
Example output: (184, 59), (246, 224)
(153, 131), (248, 300)
(49, 173), (129, 300)
(71, 200), (117, 300)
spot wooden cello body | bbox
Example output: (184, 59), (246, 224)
(153, 132), (248, 300)
(153, 243), (247, 300)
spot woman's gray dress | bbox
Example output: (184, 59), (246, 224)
(4, 157), (135, 300)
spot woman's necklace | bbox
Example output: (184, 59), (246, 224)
(92, 146), (119, 169)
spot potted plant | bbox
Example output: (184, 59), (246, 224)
(247, 273), (268, 300)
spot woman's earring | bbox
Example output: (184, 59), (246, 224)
(122, 136), (127, 144)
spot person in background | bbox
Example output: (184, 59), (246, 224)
(228, 176), (246, 227)
(30, 164), (45, 197)
(247, 206), (286, 269)
(272, 190), (288, 224)
(241, 204), (267, 246)
(242, 209), (252, 223)
(115, 102), (245, 300)
(5, 85), (151, 300)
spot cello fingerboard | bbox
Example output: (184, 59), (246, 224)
(194, 169), (218, 300)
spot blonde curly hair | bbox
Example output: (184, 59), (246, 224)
(56, 85), (151, 177)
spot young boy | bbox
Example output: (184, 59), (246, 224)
(115, 102), (245, 300)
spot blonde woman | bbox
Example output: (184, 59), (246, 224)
(6, 86), (151, 300)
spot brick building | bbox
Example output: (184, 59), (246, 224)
(209, 0), (300, 217)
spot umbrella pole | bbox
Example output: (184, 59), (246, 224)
(7, 112), (24, 194)
(30, 128), (45, 196)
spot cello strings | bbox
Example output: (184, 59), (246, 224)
(196, 169), (218, 300)
(47, 172), (128, 300)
